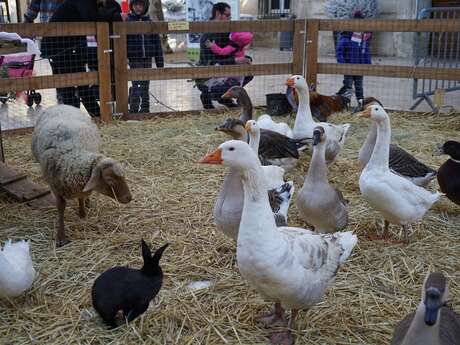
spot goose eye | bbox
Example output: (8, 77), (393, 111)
(229, 147), (235, 151)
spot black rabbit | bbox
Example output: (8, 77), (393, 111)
(91, 240), (168, 329)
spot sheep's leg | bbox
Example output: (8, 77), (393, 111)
(78, 198), (87, 218)
(56, 195), (69, 247)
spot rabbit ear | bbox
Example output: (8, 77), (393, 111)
(141, 239), (152, 263)
(152, 243), (169, 266)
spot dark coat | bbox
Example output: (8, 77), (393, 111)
(199, 32), (235, 66)
(41, 0), (122, 60)
(126, 13), (164, 67)
(336, 31), (371, 65)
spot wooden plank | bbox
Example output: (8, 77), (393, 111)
(26, 193), (56, 208)
(113, 23), (129, 118)
(1, 178), (50, 201)
(306, 19), (319, 86)
(127, 63), (292, 81)
(318, 19), (460, 33)
(0, 162), (27, 185)
(2, 127), (34, 135)
(96, 22), (112, 123)
(0, 22), (97, 37)
(317, 63), (460, 81)
(291, 19), (305, 76)
(123, 19), (293, 34)
(0, 72), (98, 93)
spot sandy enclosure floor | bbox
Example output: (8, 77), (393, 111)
(0, 108), (459, 345)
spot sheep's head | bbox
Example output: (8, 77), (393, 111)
(83, 158), (132, 204)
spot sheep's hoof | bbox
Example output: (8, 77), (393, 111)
(56, 239), (70, 248)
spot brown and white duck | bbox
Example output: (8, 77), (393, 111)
(390, 272), (460, 345)
(220, 87), (310, 171)
(358, 97), (437, 187)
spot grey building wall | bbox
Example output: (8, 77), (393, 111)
(294, 0), (427, 57)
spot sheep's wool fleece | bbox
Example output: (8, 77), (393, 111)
(32, 105), (103, 199)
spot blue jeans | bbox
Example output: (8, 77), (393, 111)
(343, 75), (363, 100)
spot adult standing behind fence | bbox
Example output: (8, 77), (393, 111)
(197, 2), (252, 109)
(336, 10), (371, 112)
(23, 0), (65, 23)
(40, 0), (123, 117)
(127, 0), (164, 113)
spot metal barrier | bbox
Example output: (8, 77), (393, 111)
(411, 7), (460, 111)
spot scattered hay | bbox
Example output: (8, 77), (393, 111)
(0, 108), (459, 344)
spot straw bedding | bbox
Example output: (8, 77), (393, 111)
(0, 108), (459, 345)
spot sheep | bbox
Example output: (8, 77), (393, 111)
(31, 105), (132, 247)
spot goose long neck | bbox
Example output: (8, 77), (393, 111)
(239, 165), (278, 238)
(306, 142), (328, 183)
(238, 94), (253, 123)
(366, 117), (391, 172)
(248, 131), (260, 154)
(293, 87), (314, 137)
(401, 303), (440, 345)
(359, 122), (378, 168)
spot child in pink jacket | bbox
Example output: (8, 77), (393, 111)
(205, 32), (253, 59)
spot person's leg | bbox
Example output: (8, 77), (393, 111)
(197, 82), (214, 109)
(49, 57), (79, 107)
(139, 59), (151, 113)
(343, 75), (353, 90)
(128, 60), (142, 113)
(354, 75), (364, 101)
(352, 75), (364, 112)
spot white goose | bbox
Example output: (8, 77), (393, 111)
(0, 240), (36, 298)
(200, 140), (357, 345)
(358, 98), (437, 187)
(213, 123), (294, 240)
(287, 75), (350, 164)
(296, 126), (349, 233)
(358, 105), (442, 243)
(256, 114), (293, 138)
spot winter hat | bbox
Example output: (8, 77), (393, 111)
(229, 32), (253, 47)
(129, 0), (149, 15)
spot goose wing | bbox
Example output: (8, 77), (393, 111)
(389, 144), (436, 178)
(259, 129), (300, 159)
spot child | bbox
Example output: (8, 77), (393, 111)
(205, 31), (253, 60)
(336, 10), (371, 111)
(202, 32), (253, 101)
(127, 0), (164, 113)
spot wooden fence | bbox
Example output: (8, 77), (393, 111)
(0, 18), (459, 127)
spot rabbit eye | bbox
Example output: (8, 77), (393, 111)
(229, 147), (235, 151)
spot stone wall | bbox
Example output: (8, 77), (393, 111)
(294, 0), (426, 58)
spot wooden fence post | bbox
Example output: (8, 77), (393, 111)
(96, 22), (112, 122)
(112, 23), (129, 118)
(305, 19), (319, 86)
(292, 19), (306, 76)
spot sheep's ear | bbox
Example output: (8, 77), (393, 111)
(83, 164), (101, 193)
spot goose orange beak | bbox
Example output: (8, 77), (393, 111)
(199, 148), (223, 164)
(358, 107), (372, 118)
(285, 78), (295, 88)
(222, 89), (233, 99)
